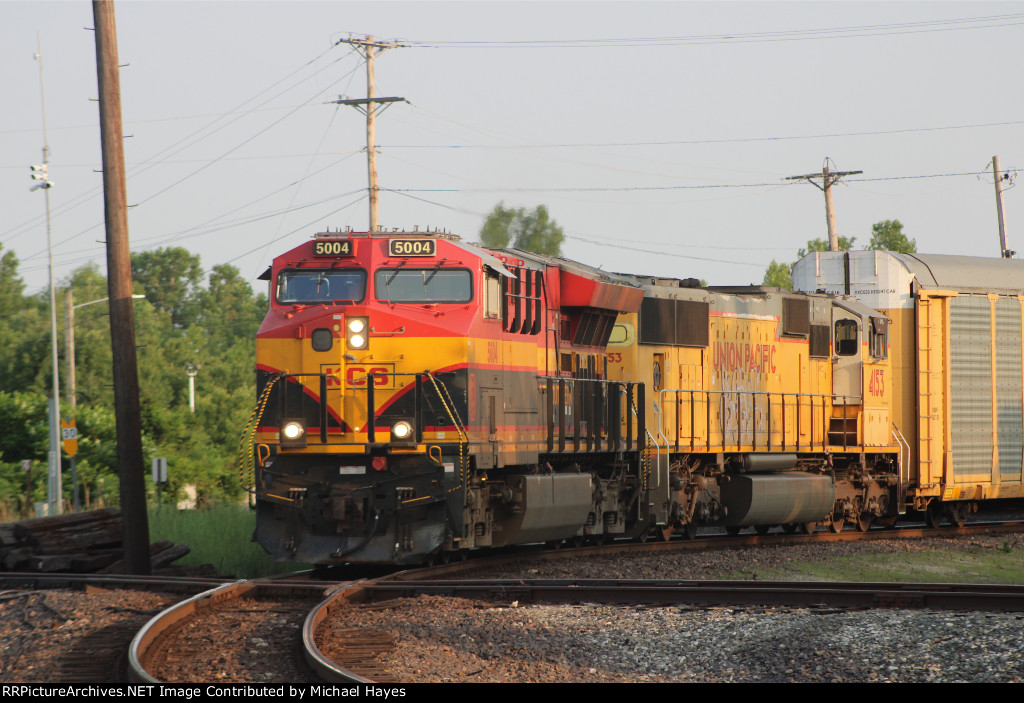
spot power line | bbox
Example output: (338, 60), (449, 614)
(383, 170), (1004, 195)
(378, 119), (1024, 150)
(398, 13), (1024, 48)
(0, 44), (361, 247)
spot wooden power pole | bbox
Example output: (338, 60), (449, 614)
(786, 160), (862, 251)
(92, 0), (150, 574)
(331, 35), (405, 232)
(992, 155), (1014, 258)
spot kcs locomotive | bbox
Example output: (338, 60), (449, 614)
(245, 230), (1024, 564)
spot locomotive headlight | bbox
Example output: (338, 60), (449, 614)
(391, 420), (415, 444)
(280, 419), (306, 447)
(346, 316), (369, 349)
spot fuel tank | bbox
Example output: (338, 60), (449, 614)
(720, 472), (835, 526)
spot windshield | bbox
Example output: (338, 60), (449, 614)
(374, 268), (472, 303)
(277, 269), (367, 304)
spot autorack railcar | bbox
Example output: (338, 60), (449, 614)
(794, 250), (1024, 527)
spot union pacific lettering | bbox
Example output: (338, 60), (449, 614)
(712, 342), (777, 374)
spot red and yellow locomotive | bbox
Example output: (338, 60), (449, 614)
(248, 230), (942, 564)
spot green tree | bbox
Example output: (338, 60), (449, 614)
(762, 260), (793, 289)
(869, 219), (916, 253)
(796, 235), (857, 259)
(480, 203), (564, 256)
(131, 247), (203, 327)
(0, 245), (25, 318)
(196, 264), (267, 354)
(0, 246), (275, 511)
(762, 235), (858, 291)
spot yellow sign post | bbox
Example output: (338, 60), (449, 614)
(60, 417), (78, 457)
(61, 417), (80, 511)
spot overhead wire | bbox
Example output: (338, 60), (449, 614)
(219, 192), (370, 268)
(379, 118), (1024, 151)
(1, 43), (360, 247)
(397, 13), (1024, 48)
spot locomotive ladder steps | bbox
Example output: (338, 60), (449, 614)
(827, 415), (858, 445)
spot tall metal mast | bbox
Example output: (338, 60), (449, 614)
(31, 33), (63, 516)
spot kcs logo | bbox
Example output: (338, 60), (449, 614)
(322, 364), (395, 389)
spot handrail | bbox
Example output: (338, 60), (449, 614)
(539, 376), (642, 456)
(892, 424), (909, 514)
(655, 387), (865, 453)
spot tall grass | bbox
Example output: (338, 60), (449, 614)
(722, 539), (1024, 584)
(147, 504), (311, 579)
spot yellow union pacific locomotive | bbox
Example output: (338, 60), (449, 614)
(247, 230), (1019, 565)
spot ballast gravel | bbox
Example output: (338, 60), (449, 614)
(2, 532), (1023, 683)
(323, 533), (1024, 683)
(329, 595), (1024, 683)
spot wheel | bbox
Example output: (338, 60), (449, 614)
(635, 529), (650, 544)
(681, 522), (698, 540)
(925, 500), (944, 529)
(659, 525), (675, 542)
(571, 536), (586, 548)
(947, 503), (968, 528)
(589, 534), (607, 546)
(855, 513), (873, 532)
(439, 550), (451, 564)
(781, 523), (798, 534)
(828, 515), (843, 534)
(876, 516), (898, 530)
(799, 521), (818, 535)
(725, 525), (742, 536)
(754, 524), (771, 535)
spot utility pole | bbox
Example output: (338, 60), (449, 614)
(65, 289), (76, 409)
(65, 289), (78, 513)
(92, 0), (150, 574)
(786, 159), (862, 251)
(186, 363), (199, 413)
(31, 33), (63, 517)
(330, 35), (405, 232)
(992, 155), (1014, 258)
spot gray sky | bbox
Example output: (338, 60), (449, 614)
(2, 1), (1022, 295)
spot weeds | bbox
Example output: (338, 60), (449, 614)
(147, 504), (310, 579)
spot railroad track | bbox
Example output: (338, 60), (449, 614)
(127, 578), (337, 683)
(385, 518), (1024, 578)
(303, 571), (1024, 682)
(4, 519), (1023, 683)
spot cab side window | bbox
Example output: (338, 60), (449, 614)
(870, 317), (888, 359)
(835, 319), (859, 356)
(484, 272), (502, 320)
